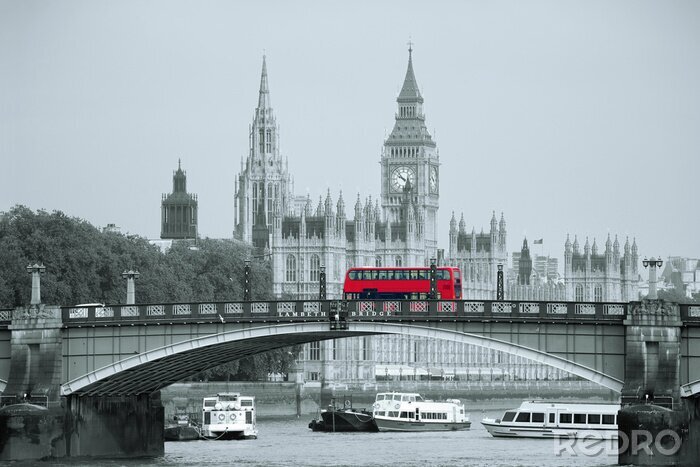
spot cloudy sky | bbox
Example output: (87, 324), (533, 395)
(2, 0), (698, 274)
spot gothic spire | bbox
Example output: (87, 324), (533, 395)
(257, 55), (271, 111)
(398, 43), (423, 104)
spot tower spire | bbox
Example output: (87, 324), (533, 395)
(258, 55), (270, 110)
(398, 42), (423, 103)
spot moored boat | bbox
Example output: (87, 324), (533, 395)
(164, 413), (201, 441)
(481, 400), (619, 439)
(201, 393), (258, 440)
(372, 392), (470, 432)
(309, 397), (378, 432)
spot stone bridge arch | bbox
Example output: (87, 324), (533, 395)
(61, 322), (623, 396)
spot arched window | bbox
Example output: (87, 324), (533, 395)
(575, 284), (584, 301)
(310, 254), (320, 282)
(395, 255), (402, 267)
(594, 285), (603, 302)
(375, 255), (382, 267)
(266, 130), (272, 153)
(286, 255), (297, 282)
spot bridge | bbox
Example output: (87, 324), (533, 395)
(1, 297), (700, 464)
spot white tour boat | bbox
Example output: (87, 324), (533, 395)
(481, 400), (619, 439)
(372, 392), (471, 432)
(201, 393), (258, 440)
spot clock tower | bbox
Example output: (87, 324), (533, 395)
(381, 45), (439, 261)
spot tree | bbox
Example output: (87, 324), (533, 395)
(0, 205), (299, 380)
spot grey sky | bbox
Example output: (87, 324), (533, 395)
(2, 0), (698, 274)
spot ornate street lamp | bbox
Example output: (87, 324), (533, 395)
(642, 257), (663, 300)
(244, 260), (251, 301)
(429, 258), (437, 299)
(319, 265), (326, 300)
(496, 264), (504, 301)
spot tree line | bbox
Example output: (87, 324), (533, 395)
(0, 205), (300, 381)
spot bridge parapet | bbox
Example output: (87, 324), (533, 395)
(60, 299), (631, 326)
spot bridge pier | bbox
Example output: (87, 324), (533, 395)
(0, 305), (164, 461)
(65, 392), (163, 458)
(619, 299), (697, 465)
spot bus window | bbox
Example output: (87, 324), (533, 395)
(348, 270), (358, 280)
(418, 270), (428, 280)
(453, 270), (461, 279)
(386, 270), (394, 280)
(378, 270), (387, 280)
(410, 270), (419, 280)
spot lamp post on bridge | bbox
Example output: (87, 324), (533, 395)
(642, 257), (663, 300)
(244, 260), (251, 301)
(121, 270), (140, 305)
(26, 263), (46, 306)
(319, 265), (326, 300)
(496, 264), (504, 301)
(429, 257), (437, 299)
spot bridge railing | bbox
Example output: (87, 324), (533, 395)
(60, 299), (629, 326)
(0, 308), (12, 325)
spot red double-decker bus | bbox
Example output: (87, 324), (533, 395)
(343, 267), (462, 300)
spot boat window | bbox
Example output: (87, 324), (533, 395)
(602, 414), (615, 425)
(388, 411), (399, 418)
(375, 411), (385, 416)
(376, 394), (386, 401)
(502, 411), (516, 422)
(416, 395), (424, 402)
(515, 412), (530, 423)
(588, 414), (600, 424)
(531, 413), (544, 423)
(549, 413), (555, 423)
(574, 414), (586, 424)
(204, 400), (216, 408)
(393, 394), (401, 401)
(400, 411), (410, 418)
(560, 413), (572, 423)
(241, 400), (253, 407)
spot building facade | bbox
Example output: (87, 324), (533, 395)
(564, 234), (639, 302)
(161, 160), (198, 241)
(447, 211), (508, 299)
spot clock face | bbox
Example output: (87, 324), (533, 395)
(429, 166), (438, 193)
(391, 166), (415, 192)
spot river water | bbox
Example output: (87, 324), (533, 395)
(16, 403), (619, 467)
